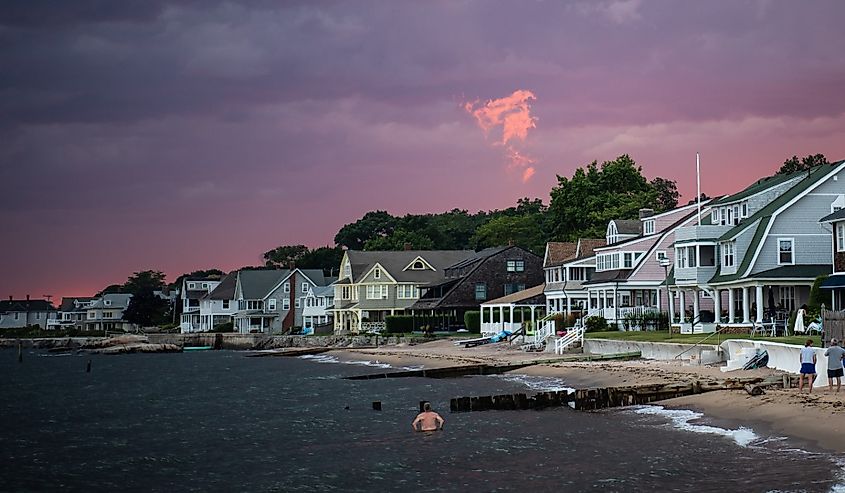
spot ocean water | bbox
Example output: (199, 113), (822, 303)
(1, 349), (843, 492)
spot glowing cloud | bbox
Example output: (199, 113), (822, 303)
(464, 89), (538, 183)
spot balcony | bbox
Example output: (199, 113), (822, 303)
(674, 224), (732, 243)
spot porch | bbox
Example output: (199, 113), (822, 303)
(479, 285), (547, 336)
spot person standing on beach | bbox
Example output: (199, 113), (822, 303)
(799, 339), (817, 393)
(824, 338), (845, 393)
(412, 402), (444, 432)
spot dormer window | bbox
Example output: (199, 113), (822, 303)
(404, 256), (435, 271)
(643, 220), (655, 235)
(412, 261), (424, 269)
(711, 209), (719, 223)
(374, 268), (381, 280)
(741, 201), (748, 217)
(104, 300), (111, 306)
(606, 222), (618, 245)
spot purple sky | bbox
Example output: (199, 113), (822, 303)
(3, 0), (845, 299)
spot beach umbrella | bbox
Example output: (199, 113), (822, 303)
(767, 286), (776, 318)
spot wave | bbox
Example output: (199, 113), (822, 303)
(490, 374), (575, 393)
(298, 354), (419, 371)
(631, 405), (759, 447)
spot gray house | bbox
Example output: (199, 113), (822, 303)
(232, 268), (331, 334)
(48, 296), (97, 330)
(84, 293), (135, 332)
(0, 297), (57, 329)
(669, 161), (845, 332)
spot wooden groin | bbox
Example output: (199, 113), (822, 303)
(449, 375), (787, 413)
(344, 362), (534, 380)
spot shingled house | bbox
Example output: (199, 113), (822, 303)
(0, 296), (57, 329)
(411, 246), (543, 330)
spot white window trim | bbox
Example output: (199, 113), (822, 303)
(282, 298), (290, 310)
(644, 220), (655, 235)
(302, 283), (309, 292)
(777, 237), (795, 265)
(837, 223), (845, 253)
(283, 283), (290, 293)
(268, 298), (277, 311)
(655, 250), (667, 261)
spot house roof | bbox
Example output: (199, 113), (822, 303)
(298, 269), (329, 286)
(58, 297), (95, 312)
(482, 284), (546, 306)
(819, 208), (845, 224)
(238, 269), (290, 299)
(583, 269), (632, 285)
(746, 264), (831, 280)
(184, 290), (208, 300)
(710, 169), (806, 205)
(612, 219), (642, 235)
(447, 247), (509, 271)
(821, 274), (845, 289)
(575, 238), (607, 259)
(545, 242), (577, 267)
(710, 162), (844, 283)
(345, 250), (476, 284)
(206, 272), (237, 300)
(87, 293), (133, 310)
(311, 285), (335, 297)
(0, 299), (56, 312)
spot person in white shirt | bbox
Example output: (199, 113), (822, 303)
(799, 339), (817, 393)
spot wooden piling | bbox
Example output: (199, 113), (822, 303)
(86, 359), (91, 373)
(17, 340), (22, 363)
(372, 401), (382, 411)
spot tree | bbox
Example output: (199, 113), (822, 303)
(777, 153), (829, 175)
(170, 269), (225, 291)
(122, 270), (167, 296)
(471, 214), (546, 255)
(123, 289), (171, 327)
(334, 210), (396, 250)
(96, 284), (122, 297)
(297, 246), (345, 275)
(364, 229), (435, 251)
(263, 245), (309, 268)
(547, 155), (659, 241)
(650, 177), (679, 211)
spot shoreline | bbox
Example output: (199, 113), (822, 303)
(330, 339), (845, 455)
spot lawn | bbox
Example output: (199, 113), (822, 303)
(585, 330), (822, 346)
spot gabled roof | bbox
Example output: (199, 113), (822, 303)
(545, 242), (577, 267)
(819, 208), (845, 224)
(310, 285), (335, 297)
(575, 238), (606, 260)
(237, 269), (290, 299)
(0, 299), (56, 312)
(711, 169), (806, 205)
(611, 219), (642, 235)
(710, 161), (845, 284)
(445, 247), (510, 272)
(87, 293), (133, 310)
(345, 250), (476, 284)
(746, 264), (831, 280)
(206, 272), (237, 300)
(58, 297), (95, 312)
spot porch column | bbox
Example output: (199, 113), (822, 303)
(530, 306), (536, 328)
(755, 285), (764, 323)
(586, 292), (592, 311)
(566, 297), (572, 314)
(728, 288), (735, 323)
(679, 290), (686, 323)
(692, 290), (700, 324)
(667, 289), (675, 324)
(713, 289), (721, 324)
(509, 305), (514, 326)
(656, 288), (662, 311)
(499, 306), (504, 330)
(742, 287), (750, 324)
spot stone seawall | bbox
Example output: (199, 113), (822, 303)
(583, 339), (725, 365)
(2, 334), (432, 351)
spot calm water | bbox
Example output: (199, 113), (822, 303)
(1, 349), (843, 492)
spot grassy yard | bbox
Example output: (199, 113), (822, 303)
(585, 330), (822, 346)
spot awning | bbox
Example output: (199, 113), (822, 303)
(820, 274), (845, 289)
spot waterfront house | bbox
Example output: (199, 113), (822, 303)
(0, 296), (57, 330)
(179, 277), (223, 332)
(301, 284), (336, 334)
(331, 249), (476, 334)
(48, 296), (96, 331)
(669, 161), (845, 333)
(543, 238), (605, 316)
(194, 272), (238, 332)
(819, 208), (845, 310)
(232, 268), (330, 334)
(480, 284), (548, 335)
(410, 246), (543, 330)
(84, 293), (134, 332)
(582, 203), (709, 327)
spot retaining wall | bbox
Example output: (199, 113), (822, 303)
(720, 339), (834, 389)
(583, 339), (725, 365)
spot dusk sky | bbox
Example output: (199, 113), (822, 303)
(3, 0), (845, 299)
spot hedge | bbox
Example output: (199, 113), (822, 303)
(385, 315), (415, 333)
(464, 310), (480, 333)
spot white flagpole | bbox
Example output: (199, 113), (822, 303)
(696, 152), (701, 226)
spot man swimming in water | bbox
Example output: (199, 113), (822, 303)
(411, 402), (444, 432)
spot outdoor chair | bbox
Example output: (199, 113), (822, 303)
(807, 318), (822, 335)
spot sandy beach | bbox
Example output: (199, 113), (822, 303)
(333, 339), (845, 454)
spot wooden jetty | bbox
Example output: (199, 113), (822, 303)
(449, 375), (787, 413)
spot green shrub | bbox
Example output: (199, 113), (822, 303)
(386, 315), (414, 334)
(584, 316), (609, 332)
(463, 311), (480, 333)
(809, 275), (831, 312)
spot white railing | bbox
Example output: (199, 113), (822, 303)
(555, 326), (585, 354)
(480, 321), (521, 335)
(361, 322), (386, 333)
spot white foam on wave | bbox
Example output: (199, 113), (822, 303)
(491, 374), (575, 393)
(298, 354), (420, 370)
(632, 405), (759, 447)
(829, 457), (845, 493)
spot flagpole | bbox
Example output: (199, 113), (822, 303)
(696, 152), (701, 226)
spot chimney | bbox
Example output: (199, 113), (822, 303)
(26, 294), (30, 301)
(403, 242), (412, 251)
(507, 239), (514, 247)
(288, 261), (295, 270)
(639, 208), (655, 219)
(8, 295), (12, 302)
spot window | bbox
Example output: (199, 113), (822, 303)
(366, 285), (388, 299)
(722, 241), (735, 267)
(202, 283), (208, 289)
(655, 251), (668, 262)
(606, 222), (618, 245)
(104, 300), (111, 306)
(778, 238), (794, 265)
(302, 283), (309, 292)
(732, 205), (740, 225)
(268, 299), (277, 311)
(103, 311), (113, 319)
(283, 283), (290, 293)
(644, 220), (655, 235)
(412, 261), (424, 270)
(506, 260), (525, 272)
(741, 201), (748, 217)
(779, 286), (796, 312)
(725, 207), (733, 226)
(676, 246), (688, 268)
(373, 268), (381, 280)
(295, 299), (300, 308)
(699, 245), (715, 267)
(341, 286), (352, 300)
(838, 223), (845, 253)
(36, 312), (41, 319)
(222, 300), (230, 309)
(397, 285), (418, 299)
(570, 268), (585, 281)
(711, 209), (719, 224)
(623, 252), (634, 268)
(189, 282), (196, 289)
(475, 283), (487, 301)
(282, 298), (290, 310)
(687, 246), (697, 268)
